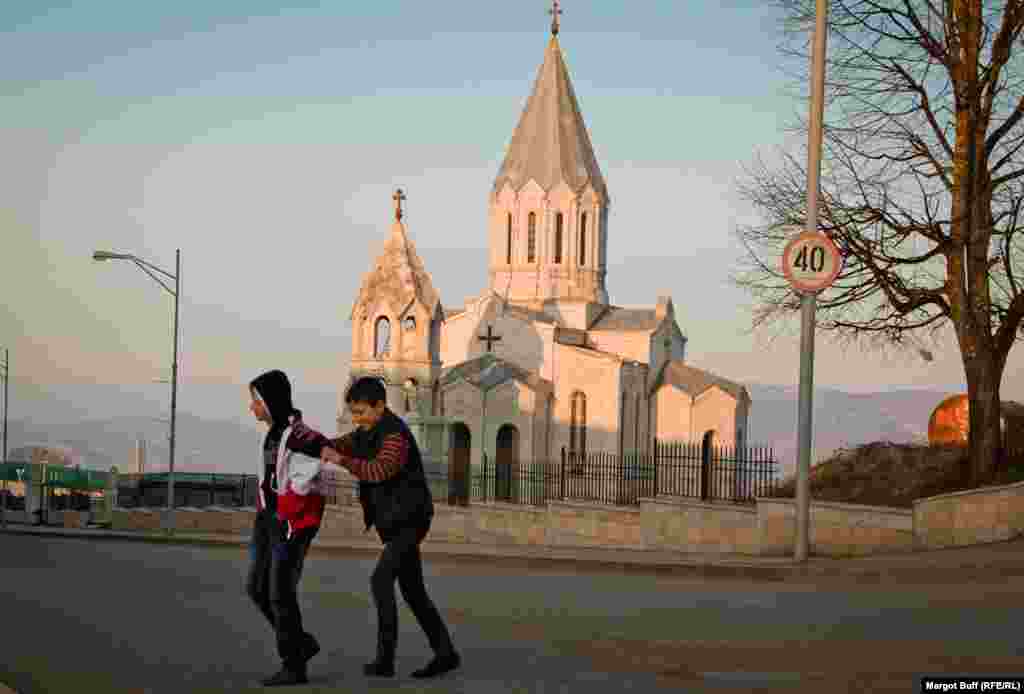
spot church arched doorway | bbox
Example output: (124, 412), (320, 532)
(700, 429), (716, 501)
(495, 424), (519, 502)
(448, 423), (471, 506)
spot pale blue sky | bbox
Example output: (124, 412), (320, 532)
(3, 0), (1019, 432)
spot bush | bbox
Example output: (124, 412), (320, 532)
(767, 442), (973, 508)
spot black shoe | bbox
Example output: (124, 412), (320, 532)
(363, 660), (396, 677)
(301, 634), (321, 664)
(411, 652), (461, 679)
(261, 667), (308, 687)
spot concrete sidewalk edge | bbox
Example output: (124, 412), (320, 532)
(3, 522), (1024, 580)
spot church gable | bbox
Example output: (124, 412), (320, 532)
(442, 380), (482, 421)
(649, 360), (746, 402)
(440, 295), (551, 373)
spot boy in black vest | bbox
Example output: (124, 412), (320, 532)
(320, 376), (460, 679)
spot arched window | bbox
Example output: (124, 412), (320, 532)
(403, 316), (416, 331)
(579, 212), (587, 266)
(527, 212), (537, 263)
(506, 213), (513, 265)
(554, 212), (563, 264)
(373, 317), (391, 358)
(619, 392), (627, 454)
(403, 378), (418, 413)
(634, 393), (641, 453)
(569, 391), (587, 457)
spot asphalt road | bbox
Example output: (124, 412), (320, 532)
(1, 534), (1022, 693)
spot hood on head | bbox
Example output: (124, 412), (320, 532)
(250, 370), (295, 428)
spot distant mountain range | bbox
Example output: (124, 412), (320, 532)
(4, 382), (960, 477)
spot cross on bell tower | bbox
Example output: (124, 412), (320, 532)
(549, 0), (562, 36)
(393, 188), (406, 222)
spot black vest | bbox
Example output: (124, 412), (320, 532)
(351, 409), (433, 537)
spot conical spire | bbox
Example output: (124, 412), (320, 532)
(351, 189), (441, 320)
(492, 31), (606, 197)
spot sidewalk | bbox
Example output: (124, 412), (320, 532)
(3, 521), (1023, 581)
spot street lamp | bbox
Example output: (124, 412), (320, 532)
(93, 249), (181, 533)
(1, 348), (8, 526)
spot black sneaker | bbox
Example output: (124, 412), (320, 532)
(363, 660), (396, 677)
(301, 634), (321, 664)
(261, 667), (308, 687)
(411, 652), (461, 679)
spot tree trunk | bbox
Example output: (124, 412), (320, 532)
(964, 354), (1003, 487)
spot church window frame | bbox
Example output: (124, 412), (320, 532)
(403, 316), (416, 332)
(373, 316), (391, 358)
(619, 391), (627, 455)
(569, 390), (587, 472)
(527, 212), (537, 263)
(403, 378), (418, 414)
(579, 212), (587, 266)
(634, 393), (642, 454)
(554, 212), (563, 264)
(506, 213), (513, 265)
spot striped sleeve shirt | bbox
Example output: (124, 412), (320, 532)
(285, 419), (331, 459)
(329, 431), (408, 482)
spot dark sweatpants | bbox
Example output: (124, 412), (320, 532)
(371, 523), (455, 664)
(246, 509), (318, 670)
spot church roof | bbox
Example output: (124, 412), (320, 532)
(651, 360), (748, 401)
(492, 36), (607, 197)
(588, 306), (661, 332)
(504, 303), (557, 325)
(441, 306), (464, 321)
(439, 353), (553, 393)
(351, 216), (441, 320)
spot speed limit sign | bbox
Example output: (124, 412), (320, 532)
(782, 231), (842, 293)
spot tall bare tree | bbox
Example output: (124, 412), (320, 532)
(735, 0), (1024, 485)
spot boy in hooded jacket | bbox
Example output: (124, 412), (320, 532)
(247, 369), (336, 687)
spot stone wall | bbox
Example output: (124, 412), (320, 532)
(100, 479), (1024, 558)
(913, 480), (1024, 549)
(757, 498), (915, 557)
(641, 496), (758, 554)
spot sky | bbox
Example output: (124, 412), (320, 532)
(2, 0), (1022, 433)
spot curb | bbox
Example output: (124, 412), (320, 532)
(4, 523), (1024, 582)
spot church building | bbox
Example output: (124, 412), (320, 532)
(339, 8), (751, 493)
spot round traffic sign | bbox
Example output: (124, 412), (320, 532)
(782, 231), (842, 293)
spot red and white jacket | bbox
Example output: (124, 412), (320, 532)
(257, 418), (330, 537)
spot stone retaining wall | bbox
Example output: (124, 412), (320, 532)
(757, 498), (914, 557)
(101, 479), (1024, 557)
(641, 496), (759, 554)
(913, 479), (1024, 549)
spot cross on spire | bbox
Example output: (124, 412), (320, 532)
(549, 0), (562, 36)
(393, 188), (406, 222)
(478, 324), (502, 353)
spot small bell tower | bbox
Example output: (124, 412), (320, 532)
(340, 189), (444, 429)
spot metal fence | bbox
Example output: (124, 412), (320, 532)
(116, 472), (257, 509)
(470, 442), (780, 507)
(106, 440), (779, 511)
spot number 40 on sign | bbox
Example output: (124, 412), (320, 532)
(782, 231), (843, 294)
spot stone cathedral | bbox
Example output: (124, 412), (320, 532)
(337, 11), (751, 498)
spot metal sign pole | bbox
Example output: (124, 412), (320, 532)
(795, 0), (829, 563)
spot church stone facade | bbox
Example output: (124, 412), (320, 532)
(338, 21), (751, 490)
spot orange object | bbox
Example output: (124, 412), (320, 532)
(928, 394), (970, 445)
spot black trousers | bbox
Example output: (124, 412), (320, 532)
(246, 509), (317, 670)
(371, 523), (455, 664)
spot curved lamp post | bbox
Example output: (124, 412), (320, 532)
(93, 249), (180, 533)
(1, 348), (8, 526)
